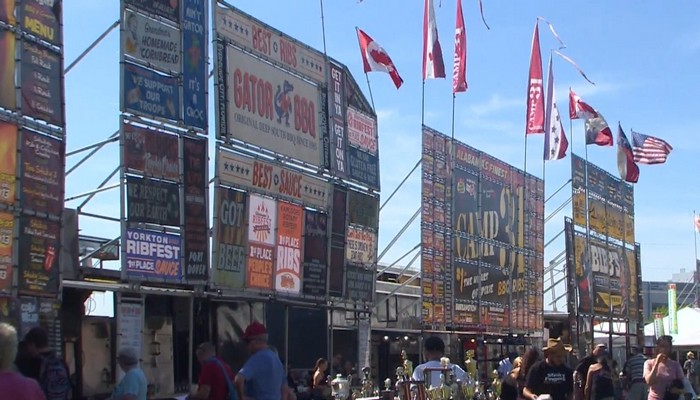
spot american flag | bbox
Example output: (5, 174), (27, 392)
(631, 130), (673, 164)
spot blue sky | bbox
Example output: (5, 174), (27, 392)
(63, 1), (700, 314)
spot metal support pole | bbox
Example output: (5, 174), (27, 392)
(77, 166), (120, 210)
(188, 296), (194, 386)
(373, 252), (421, 308)
(376, 243), (420, 277)
(66, 130), (119, 176)
(66, 135), (120, 157)
(545, 179), (572, 204)
(65, 183), (120, 202)
(377, 207), (421, 262)
(379, 159), (421, 211)
(65, 20), (121, 74)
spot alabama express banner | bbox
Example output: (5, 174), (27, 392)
(422, 126), (543, 330)
(124, 228), (182, 280)
(212, 187), (247, 289)
(246, 194), (276, 290)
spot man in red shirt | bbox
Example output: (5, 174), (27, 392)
(188, 342), (235, 400)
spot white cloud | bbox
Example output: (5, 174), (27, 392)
(466, 94), (521, 117)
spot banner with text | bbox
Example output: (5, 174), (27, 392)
(20, 129), (64, 215)
(124, 0), (179, 23)
(182, 136), (208, 281)
(212, 187), (247, 289)
(18, 216), (59, 296)
(345, 226), (376, 267)
(246, 194), (276, 290)
(221, 46), (321, 166)
(126, 176), (180, 226)
(181, 0), (207, 130)
(122, 62), (180, 122)
(122, 122), (179, 181)
(302, 210), (327, 297)
(21, 40), (63, 126)
(124, 228), (182, 280)
(216, 148), (329, 209)
(214, 4), (326, 84)
(0, 122), (17, 206)
(0, 31), (15, 110)
(21, 0), (62, 46)
(327, 62), (347, 177)
(345, 265), (373, 302)
(275, 201), (302, 294)
(0, 211), (13, 293)
(123, 9), (181, 73)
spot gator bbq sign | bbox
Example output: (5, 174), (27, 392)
(222, 46), (322, 166)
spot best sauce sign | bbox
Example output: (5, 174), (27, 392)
(224, 46), (321, 166)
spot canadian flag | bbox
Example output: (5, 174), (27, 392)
(452, 0), (467, 93)
(357, 29), (403, 89)
(525, 21), (545, 135)
(568, 89), (597, 119)
(423, 0), (445, 80)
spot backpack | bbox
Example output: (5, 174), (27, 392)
(210, 358), (238, 400)
(39, 353), (72, 400)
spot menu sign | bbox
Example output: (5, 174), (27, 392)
(345, 265), (374, 302)
(21, 41), (63, 126)
(20, 130), (64, 215)
(0, 122), (17, 206)
(20, 0), (63, 46)
(18, 216), (60, 296)
(182, 137), (208, 281)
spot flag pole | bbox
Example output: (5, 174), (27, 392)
(421, 80), (426, 126)
(694, 210), (698, 263)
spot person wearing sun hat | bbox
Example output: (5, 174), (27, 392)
(233, 321), (285, 400)
(523, 338), (574, 400)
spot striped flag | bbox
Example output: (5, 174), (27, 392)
(694, 214), (700, 233)
(543, 55), (568, 161)
(631, 130), (673, 164)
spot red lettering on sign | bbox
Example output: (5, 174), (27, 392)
(233, 69), (274, 120)
(252, 162), (273, 189)
(293, 95), (316, 138)
(278, 170), (302, 198)
(279, 38), (297, 68)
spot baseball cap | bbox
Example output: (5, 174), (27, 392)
(117, 347), (139, 365)
(242, 321), (267, 340)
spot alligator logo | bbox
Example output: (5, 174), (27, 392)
(274, 80), (294, 127)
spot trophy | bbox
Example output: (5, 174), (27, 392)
(401, 350), (414, 378)
(381, 378), (393, 400)
(359, 366), (375, 398)
(396, 366), (411, 400)
(330, 374), (351, 400)
(490, 369), (501, 400)
(461, 351), (477, 399)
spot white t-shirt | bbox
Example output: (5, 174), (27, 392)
(412, 360), (468, 388)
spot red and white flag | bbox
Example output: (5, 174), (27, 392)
(452, 0), (467, 93)
(568, 89), (597, 119)
(423, 0), (445, 80)
(525, 21), (545, 135)
(543, 55), (568, 161)
(357, 28), (403, 89)
(617, 124), (640, 183)
(694, 214), (700, 233)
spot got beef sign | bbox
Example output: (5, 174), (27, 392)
(223, 46), (321, 166)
